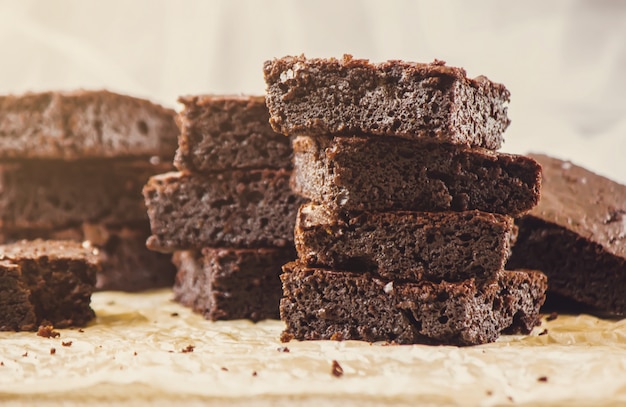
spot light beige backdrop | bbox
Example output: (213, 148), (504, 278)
(0, 0), (625, 183)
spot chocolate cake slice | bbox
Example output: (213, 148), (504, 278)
(174, 95), (292, 173)
(0, 158), (172, 231)
(264, 55), (510, 150)
(280, 262), (547, 346)
(0, 90), (178, 160)
(292, 135), (541, 216)
(143, 170), (305, 252)
(173, 247), (296, 322)
(0, 239), (98, 331)
(295, 203), (514, 284)
(507, 154), (626, 314)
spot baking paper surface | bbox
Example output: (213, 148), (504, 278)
(1, 290), (625, 407)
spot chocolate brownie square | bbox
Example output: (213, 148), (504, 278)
(174, 95), (292, 173)
(264, 55), (510, 150)
(507, 154), (626, 314)
(292, 135), (541, 216)
(173, 247), (296, 322)
(0, 239), (98, 331)
(0, 158), (172, 232)
(295, 203), (514, 284)
(143, 170), (305, 252)
(0, 90), (178, 160)
(280, 262), (546, 346)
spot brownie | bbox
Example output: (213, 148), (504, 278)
(0, 90), (179, 160)
(280, 262), (547, 345)
(292, 135), (541, 216)
(507, 154), (626, 314)
(0, 158), (172, 231)
(0, 223), (176, 292)
(173, 247), (296, 322)
(143, 170), (305, 252)
(174, 95), (292, 173)
(295, 203), (514, 284)
(264, 55), (510, 150)
(0, 239), (98, 331)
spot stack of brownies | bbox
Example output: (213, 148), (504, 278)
(264, 55), (549, 345)
(0, 90), (178, 292)
(143, 95), (305, 321)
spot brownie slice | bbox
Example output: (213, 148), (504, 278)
(507, 154), (626, 314)
(280, 262), (547, 346)
(0, 239), (98, 331)
(143, 170), (305, 252)
(0, 158), (172, 231)
(292, 135), (541, 216)
(174, 95), (292, 173)
(295, 203), (514, 284)
(173, 247), (296, 322)
(264, 55), (510, 150)
(0, 90), (179, 160)
(0, 223), (176, 292)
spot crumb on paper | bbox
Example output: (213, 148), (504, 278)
(133, 351), (137, 356)
(78, 329), (85, 333)
(22, 351), (28, 357)
(252, 371), (258, 377)
(221, 367), (228, 371)
(331, 360), (344, 377)
(37, 325), (60, 338)
(538, 376), (548, 382)
(50, 348), (56, 355)
(486, 390), (493, 396)
(546, 312), (558, 321)
(170, 312), (179, 317)
(62, 341), (73, 347)
(538, 329), (548, 336)
(181, 345), (195, 353)
(277, 346), (290, 353)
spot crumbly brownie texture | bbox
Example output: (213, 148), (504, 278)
(0, 158), (172, 231)
(144, 170), (305, 252)
(0, 239), (98, 331)
(280, 262), (547, 346)
(264, 55), (510, 150)
(0, 90), (179, 160)
(0, 223), (176, 292)
(173, 247), (296, 322)
(507, 154), (626, 314)
(295, 203), (514, 284)
(174, 95), (292, 173)
(292, 135), (541, 216)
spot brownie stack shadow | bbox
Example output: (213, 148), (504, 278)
(143, 95), (305, 321)
(0, 90), (179, 294)
(264, 54), (548, 346)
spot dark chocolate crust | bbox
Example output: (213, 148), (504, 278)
(295, 203), (514, 284)
(173, 247), (296, 322)
(0, 239), (98, 331)
(143, 170), (305, 252)
(174, 95), (292, 173)
(292, 135), (541, 216)
(280, 262), (546, 346)
(264, 55), (510, 150)
(507, 154), (626, 314)
(0, 158), (172, 231)
(0, 90), (179, 160)
(0, 223), (176, 292)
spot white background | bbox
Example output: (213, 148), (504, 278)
(1, 0), (625, 183)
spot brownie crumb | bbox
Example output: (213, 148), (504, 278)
(277, 346), (290, 353)
(252, 371), (258, 377)
(61, 341), (73, 347)
(221, 367), (229, 372)
(486, 390), (493, 396)
(133, 351), (137, 356)
(507, 396), (514, 402)
(538, 376), (548, 382)
(78, 329), (85, 333)
(331, 360), (344, 377)
(170, 312), (179, 317)
(181, 345), (195, 353)
(37, 325), (60, 338)
(546, 312), (558, 321)
(538, 329), (548, 336)
(50, 348), (56, 355)
(1, 361), (4, 366)
(22, 351), (28, 357)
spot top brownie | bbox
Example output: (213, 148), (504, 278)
(264, 55), (510, 150)
(174, 95), (292, 173)
(0, 90), (179, 160)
